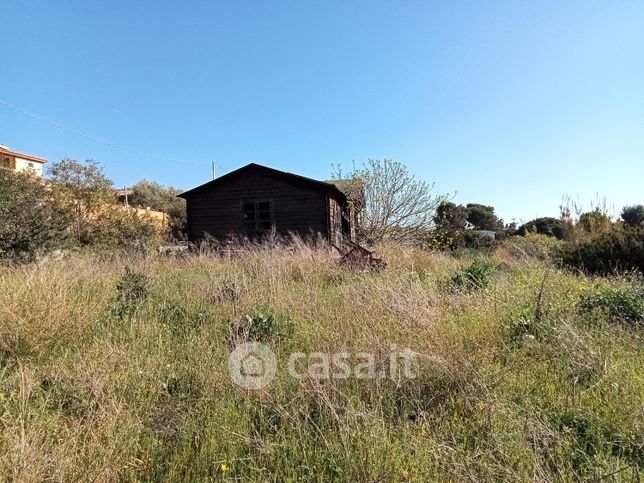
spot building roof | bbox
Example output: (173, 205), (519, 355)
(326, 178), (365, 211)
(179, 163), (355, 203)
(0, 145), (47, 164)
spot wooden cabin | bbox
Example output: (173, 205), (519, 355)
(179, 163), (359, 244)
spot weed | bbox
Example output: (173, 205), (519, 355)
(227, 310), (290, 347)
(110, 267), (149, 320)
(0, 242), (641, 481)
(452, 259), (492, 289)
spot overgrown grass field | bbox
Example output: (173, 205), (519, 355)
(0, 242), (642, 481)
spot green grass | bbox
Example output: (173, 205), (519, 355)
(0, 243), (641, 481)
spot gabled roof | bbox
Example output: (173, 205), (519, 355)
(0, 146), (47, 164)
(179, 163), (350, 202)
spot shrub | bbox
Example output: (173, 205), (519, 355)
(48, 158), (162, 250)
(459, 230), (496, 251)
(110, 268), (150, 320)
(559, 227), (644, 274)
(129, 180), (187, 240)
(579, 284), (643, 325)
(517, 217), (565, 239)
(84, 206), (162, 250)
(428, 229), (496, 252)
(0, 169), (70, 263)
(500, 234), (562, 261)
(621, 205), (644, 227)
(452, 259), (491, 289)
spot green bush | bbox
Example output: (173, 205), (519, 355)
(517, 217), (565, 239)
(559, 227), (644, 274)
(129, 180), (187, 240)
(48, 158), (162, 251)
(428, 229), (496, 252)
(452, 259), (491, 289)
(110, 268), (150, 320)
(579, 284), (643, 325)
(500, 234), (562, 261)
(621, 204), (644, 227)
(0, 169), (70, 263)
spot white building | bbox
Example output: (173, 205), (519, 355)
(0, 144), (47, 177)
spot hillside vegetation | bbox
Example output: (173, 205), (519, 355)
(0, 240), (641, 481)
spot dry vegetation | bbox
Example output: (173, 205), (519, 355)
(0, 240), (642, 481)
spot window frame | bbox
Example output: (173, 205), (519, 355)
(241, 200), (274, 235)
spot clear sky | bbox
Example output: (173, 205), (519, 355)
(2, 1), (643, 224)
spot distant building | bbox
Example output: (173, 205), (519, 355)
(116, 188), (169, 228)
(179, 163), (359, 244)
(0, 144), (47, 177)
(476, 230), (497, 239)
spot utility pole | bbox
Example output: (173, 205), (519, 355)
(212, 160), (216, 180)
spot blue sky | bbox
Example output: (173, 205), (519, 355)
(2, 1), (643, 224)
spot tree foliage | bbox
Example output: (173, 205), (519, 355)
(334, 159), (443, 243)
(517, 217), (565, 239)
(48, 159), (160, 249)
(48, 158), (117, 244)
(129, 180), (187, 239)
(465, 203), (503, 231)
(577, 209), (612, 235)
(621, 205), (644, 227)
(433, 201), (468, 231)
(0, 169), (70, 262)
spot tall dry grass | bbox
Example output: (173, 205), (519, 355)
(0, 240), (641, 481)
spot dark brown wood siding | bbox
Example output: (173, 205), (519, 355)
(328, 196), (343, 245)
(186, 169), (330, 241)
(328, 193), (357, 244)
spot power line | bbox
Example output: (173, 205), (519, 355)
(0, 98), (228, 173)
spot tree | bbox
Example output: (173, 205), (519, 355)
(48, 158), (116, 244)
(466, 203), (503, 231)
(333, 159), (444, 243)
(577, 209), (612, 234)
(129, 180), (187, 239)
(517, 217), (565, 239)
(0, 169), (70, 262)
(433, 201), (468, 231)
(48, 159), (160, 248)
(621, 205), (644, 227)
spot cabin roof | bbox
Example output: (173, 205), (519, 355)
(326, 178), (365, 211)
(179, 163), (353, 203)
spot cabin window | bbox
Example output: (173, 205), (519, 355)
(243, 201), (273, 233)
